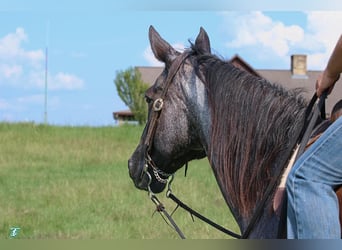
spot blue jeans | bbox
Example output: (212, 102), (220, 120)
(287, 116), (342, 239)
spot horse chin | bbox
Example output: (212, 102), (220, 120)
(149, 181), (167, 193)
(132, 172), (166, 194)
(133, 176), (149, 191)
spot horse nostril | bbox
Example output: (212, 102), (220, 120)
(128, 158), (140, 176)
(128, 159), (136, 179)
(128, 159), (134, 170)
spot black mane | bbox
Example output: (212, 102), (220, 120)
(193, 49), (307, 219)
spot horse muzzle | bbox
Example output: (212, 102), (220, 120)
(128, 153), (167, 193)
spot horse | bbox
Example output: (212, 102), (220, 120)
(128, 26), (323, 238)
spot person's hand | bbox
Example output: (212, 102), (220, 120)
(316, 71), (340, 97)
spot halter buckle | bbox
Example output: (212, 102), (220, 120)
(153, 98), (164, 112)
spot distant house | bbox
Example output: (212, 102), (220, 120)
(113, 54), (341, 123)
(257, 54), (341, 115)
(113, 110), (136, 125)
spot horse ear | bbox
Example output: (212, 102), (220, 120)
(149, 25), (180, 67)
(195, 27), (211, 54)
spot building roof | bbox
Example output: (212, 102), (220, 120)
(138, 66), (163, 85)
(113, 110), (134, 119)
(257, 69), (342, 114)
(229, 54), (261, 78)
(134, 55), (341, 115)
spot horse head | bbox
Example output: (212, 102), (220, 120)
(128, 26), (210, 193)
(128, 25), (312, 238)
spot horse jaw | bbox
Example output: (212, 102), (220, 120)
(128, 144), (166, 193)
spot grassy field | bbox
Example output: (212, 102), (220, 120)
(0, 122), (238, 239)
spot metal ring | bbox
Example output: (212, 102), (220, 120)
(166, 175), (174, 197)
(153, 98), (164, 112)
(145, 170), (154, 198)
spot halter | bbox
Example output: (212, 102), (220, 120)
(141, 51), (191, 184)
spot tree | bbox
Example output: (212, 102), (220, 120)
(114, 67), (149, 125)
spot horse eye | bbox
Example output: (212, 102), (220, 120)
(156, 86), (163, 92)
(145, 95), (152, 104)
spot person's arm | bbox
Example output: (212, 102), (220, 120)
(316, 34), (342, 97)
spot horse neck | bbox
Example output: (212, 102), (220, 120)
(196, 57), (306, 238)
(202, 116), (283, 238)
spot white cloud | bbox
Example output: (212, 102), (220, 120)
(0, 27), (27, 57)
(28, 70), (84, 90)
(51, 72), (84, 90)
(0, 27), (84, 91)
(0, 94), (60, 122)
(0, 28), (42, 84)
(0, 27), (44, 64)
(305, 11), (342, 69)
(0, 98), (23, 113)
(16, 94), (60, 108)
(221, 11), (342, 70)
(223, 12), (304, 58)
(0, 64), (22, 78)
(143, 46), (163, 66)
(17, 94), (44, 104)
(306, 11), (342, 43)
(143, 42), (185, 66)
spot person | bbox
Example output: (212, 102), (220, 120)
(286, 34), (342, 239)
(305, 99), (342, 150)
(331, 99), (342, 123)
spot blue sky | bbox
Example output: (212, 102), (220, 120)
(1, 1), (342, 126)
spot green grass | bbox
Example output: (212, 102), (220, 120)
(0, 122), (238, 239)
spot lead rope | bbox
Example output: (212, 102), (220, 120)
(149, 193), (186, 239)
(148, 171), (241, 239)
(144, 167), (186, 239)
(295, 91), (328, 161)
(166, 177), (242, 239)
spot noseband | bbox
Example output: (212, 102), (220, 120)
(142, 52), (191, 185)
